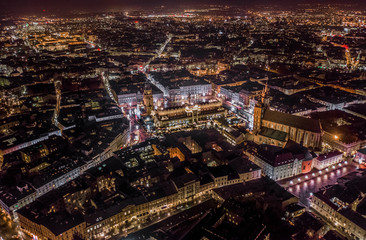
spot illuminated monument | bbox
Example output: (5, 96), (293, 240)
(143, 84), (154, 116)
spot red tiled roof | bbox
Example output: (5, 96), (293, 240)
(263, 109), (321, 133)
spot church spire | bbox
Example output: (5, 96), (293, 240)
(261, 80), (268, 102)
(261, 80), (270, 106)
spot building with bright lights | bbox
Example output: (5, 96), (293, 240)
(311, 188), (366, 240)
(18, 206), (86, 240)
(356, 148), (366, 164)
(219, 80), (264, 107)
(154, 101), (226, 128)
(244, 140), (314, 181)
(322, 131), (364, 156)
(150, 70), (212, 100)
(312, 150), (343, 170)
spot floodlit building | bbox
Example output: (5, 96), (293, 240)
(312, 150), (343, 170)
(253, 83), (322, 149)
(154, 101), (226, 128)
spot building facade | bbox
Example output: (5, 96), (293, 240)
(245, 144), (303, 181)
(313, 150), (343, 170)
(253, 84), (322, 149)
(311, 193), (366, 240)
(154, 101), (226, 128)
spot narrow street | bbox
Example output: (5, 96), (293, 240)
(52, 79), (62, 127)
(101, 71), (118, 105)
(142, 34), (172, 97)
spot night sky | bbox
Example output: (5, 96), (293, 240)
(1, 0), (365, 13)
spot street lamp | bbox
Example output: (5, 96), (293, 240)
(334, 135), (339, 140)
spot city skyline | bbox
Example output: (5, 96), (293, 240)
(1, 0), (366, 13)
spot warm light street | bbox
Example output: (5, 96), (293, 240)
(280, 160), (358, 206)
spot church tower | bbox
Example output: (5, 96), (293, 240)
(253, 103), (263, 133)
(143, 84), (154, 116)
(253, 81), (270, 133)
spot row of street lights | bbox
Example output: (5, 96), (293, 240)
(289, 160), (349, 186)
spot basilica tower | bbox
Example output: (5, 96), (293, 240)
(143, 84), (154, 116)
(253, 81), (270, 133)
